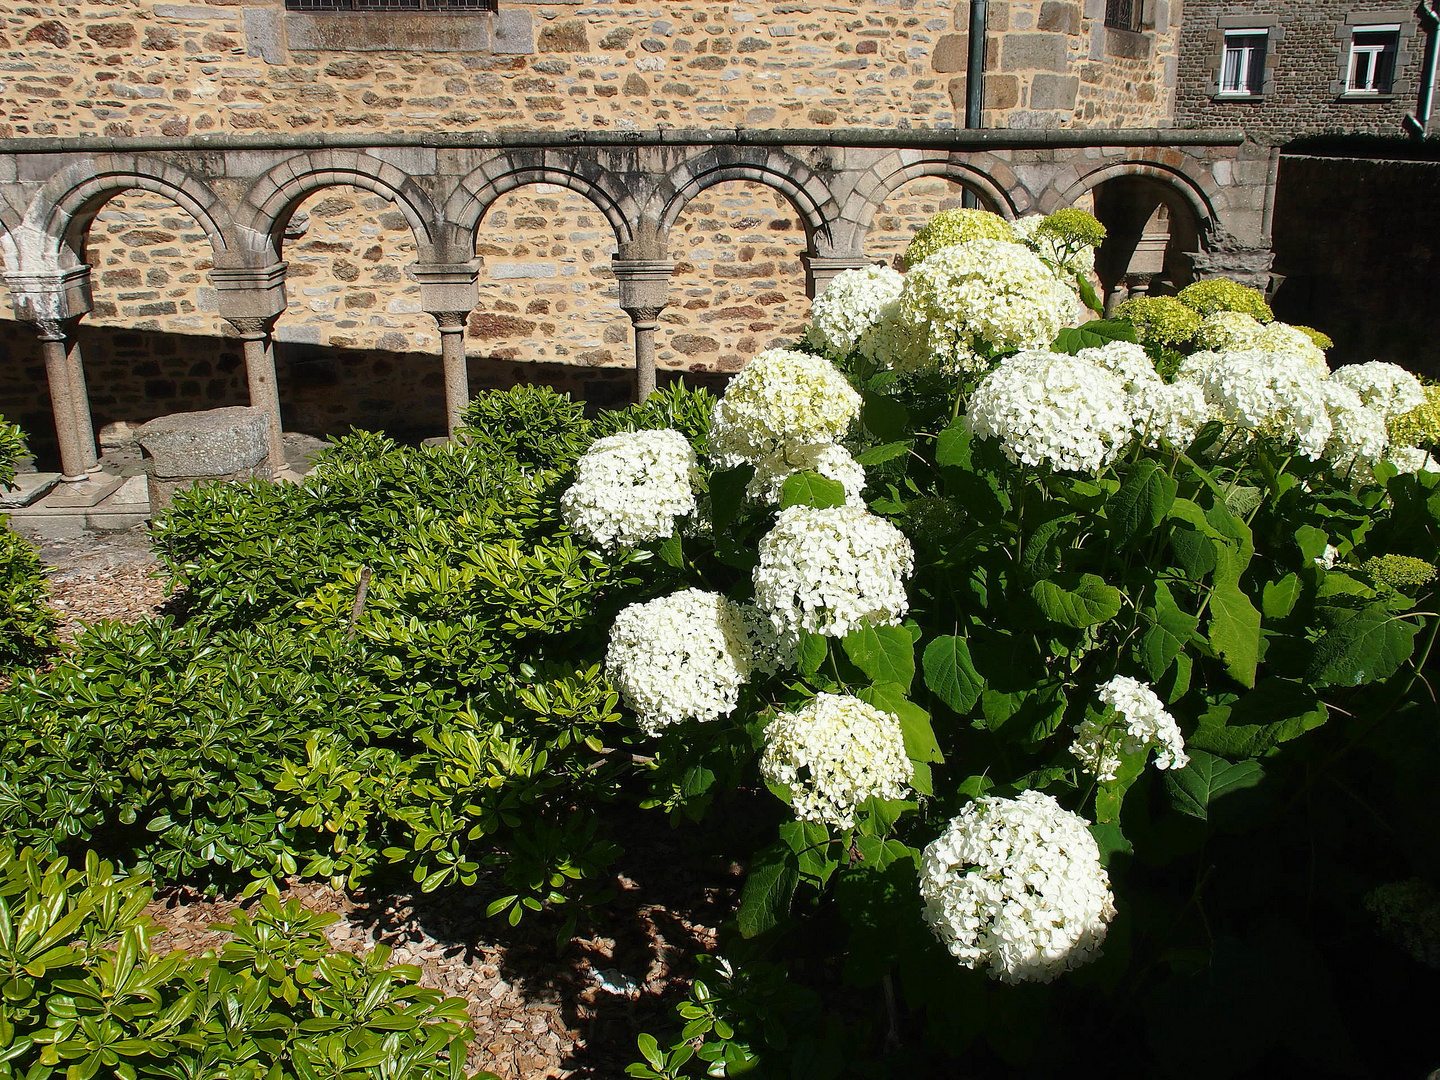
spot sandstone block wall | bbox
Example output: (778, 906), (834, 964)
(1174, 1), (1430, 141)
(0, 0), (1179, 139)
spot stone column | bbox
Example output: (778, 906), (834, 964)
(612, 258), (676, 403)
(212, 262), (289, 472)
(6, 266), (99, 480)
(222, 315), (285, 472)
(413, 263), (479, 438)
(800, 254), (872, 299)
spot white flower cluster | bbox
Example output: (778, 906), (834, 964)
(1329, 362), (1426, 419)
(709, 349), (862, 465)
(1322, 381), (1391, 467)
(605, 589), (770, 736)
(919, 792), (1117, 984)
(560, 428), (700, 549)
(746, 443), (868, 508)
(1176, 350), (1335, 460)
(885, 240), (1078, 375)
(759, 693), (912, 829)
(1011, 214), (1097, 278)
(1386, 446), (1440, 474)
(1195, 313), (1328, 372)
(1070, 675), (1189, 782)
(753, 504), (914, 639)
(966, 351), (1135, 473)
(805, 265), (904, 359)
(1074, 340), (1160, 393)
(1130, 379), (1212, 450)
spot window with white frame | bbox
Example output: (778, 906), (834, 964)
(1219, 29), (1268, 95)
(1346, 24), (1401, 93)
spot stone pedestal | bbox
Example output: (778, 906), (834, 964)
(136, 406), (273, 514)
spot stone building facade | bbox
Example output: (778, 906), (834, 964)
(1174, 1), (1438, 140)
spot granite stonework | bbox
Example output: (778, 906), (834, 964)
(136, 405), (272, 511)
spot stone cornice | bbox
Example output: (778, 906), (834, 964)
(0, 127), (1249, 156)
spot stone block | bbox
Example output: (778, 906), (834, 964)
(1037, 2), (1079, 34)
(492, 9), (534, 55)
(1029, 73), (1079, 110)
(138, 407), (270, 479)
(932, 32), (967, 72)
(242, 6), (285, 65)
(537, 19), (587, 52)
(1000, 33), (1068, 72)
(285, 11), (489, 51)
(0, 472), (59, 509)
(985, 73), (1020, 109)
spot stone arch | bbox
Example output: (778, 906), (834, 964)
(240, 151), (438, 258)
(1052, 158), (1224, 237)
(654, 149), (839, 250)
(836, 151), (1027, 253)
(21, 155), (231, 270)
(446, 151), (635, 251)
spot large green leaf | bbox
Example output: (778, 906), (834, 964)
(841, 624), (915, 691)
(737, 843), (800, 938)
(796, 630), (828, 679)
(862, 391), (909, 442)
(1208, 581), (1261, 688)
(1020, 514), (1076, 580)
(1261, 574), (1302, 620)
(1031, 574), (1122, 629)
(859, 683), (943, 793)
(921, 635), (984, 716)
(854, 440), (912, 466)
(780, 471), (847, 510)
(1189, 679), (1328, 758)
(708, 465), (753, 533)
(1051, 319), (1139, 354)
(935, 418), (973, 469)
(1165, 751), (1265, 821)
(1107, 459), (1178, 550)
(1307, 605), (1420, 687)
(1139, 580), (1199, 683)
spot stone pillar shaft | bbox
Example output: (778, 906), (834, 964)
(36, 320), (95, 480)
(226, 318), (286, 472)
(413, 263), (480, 439)
(613, 258), (676, 404)
(212, 262), (290, 473)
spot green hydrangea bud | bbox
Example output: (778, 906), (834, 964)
(1360, 554), (1438, 592)
(1114, 296), (1202, 347)
(1387, 379), (1440, 450)
(1176, 278), (1274, 322)
(1037, 207), (1107, 249)
(903, 208), (1017, 269)
(1293, 325), (1333, 351)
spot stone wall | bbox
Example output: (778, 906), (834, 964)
(1174, 1), (1431, 142)
(0, 0), (1180, 139)
(1270, 154), (1440, 379)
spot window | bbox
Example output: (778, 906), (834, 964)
(1219, 29), (1268, 96)
(1104, 0), (1143, 32)
(1347, 24), (1400, 93)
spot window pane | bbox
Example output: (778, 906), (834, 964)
(1221, 33), (1266, 94)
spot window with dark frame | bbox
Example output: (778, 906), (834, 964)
(284, 0), (495, 10)
(1219, 29), (1268, 95)
(1346, 24), (1401, 93)
(1104, 0), (1144, 32)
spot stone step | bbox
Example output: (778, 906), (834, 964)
(0, 472), (61, 509)
(37, 474), (126, 509)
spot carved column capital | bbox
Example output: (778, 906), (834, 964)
(224, 314), (280, 340)
(31, 317), (77, 343)
(622, 305), (665, 328)
(427, 310), (471, 332)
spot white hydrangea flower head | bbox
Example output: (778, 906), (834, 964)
(805, 265), (905, 359)
(1176, 349), (1333, 460)
(1321, 381), (1390, 468)
(606, 589), (771, 737)
(753, 504), (914, 639)
(709, 349), (862, 467)
(1070, 675), (1189, 782)
(919, 792), (1117, 985)
(966, 351), (1136, 474)
(1254, 322), (1329, 372)
(1317, 544), (1341, 570)
(1330, 362), (1426, 419)
(1075, 340), (1162, 393)
(1130, 379), (1212, 450)
(1195, 311), (1265, 352)
(887, 240), (1078, 375)
(759, 693), (912, 829)
(560, 428), (700, 550)
(1386, 445), (1440, 474)
(747, 443), (868, 508)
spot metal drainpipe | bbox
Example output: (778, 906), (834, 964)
(962, 0), (989, 208)
(1405, 0), (1440, 136)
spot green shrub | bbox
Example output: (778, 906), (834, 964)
(0, 416), (25, 490)
(0, 529), (58, 670)
(458, 384), (593, 471)
(1176, 277), (1274, 321)
(591, 381), (716, 448)
(0, 844), (490, 1080)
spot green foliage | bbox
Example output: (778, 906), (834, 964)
(0, 845), (491, 1080)
(459, 384), (592, 471)
(1293, 324), (1334, 350)
(1387, 376), (1440, 449)
(0, 529), (59, 671)
(590, 381), (716, 448)
(902, 208), (1017, 268)
(0, 417), (26, 490)
(1176, 278), (1274, 322)
(1114, 295), (1202, 347)
(1038, 207), (1107, 249)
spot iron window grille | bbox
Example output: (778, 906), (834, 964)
(1346, 24), (1401, 94)
(285, 0), (496, 10)
(1104, 0), (1144, 32)
(1219, 29), (1268, 95)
